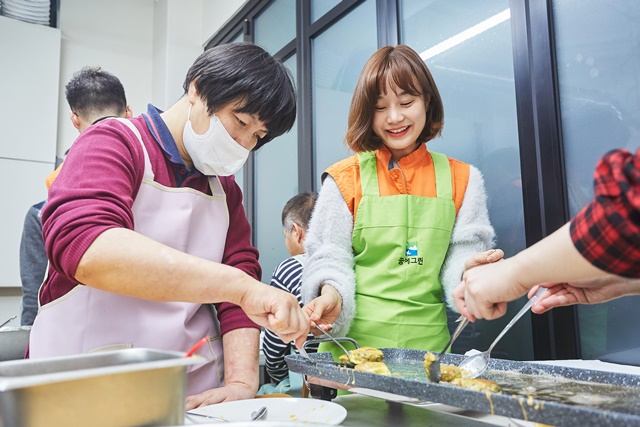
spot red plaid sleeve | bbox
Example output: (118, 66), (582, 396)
(570, 148), (640, 278)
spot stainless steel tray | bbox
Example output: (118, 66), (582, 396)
(287, 348), (640, 427)
(0, 348), (202, 427)
(0, 326), (30, 362)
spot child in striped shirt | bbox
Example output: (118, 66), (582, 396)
(261, 192), (319, 392)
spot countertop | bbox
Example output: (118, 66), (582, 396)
(329, 359), (640, 427)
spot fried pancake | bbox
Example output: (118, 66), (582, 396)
(339, 346), (384, 364)
(451, 377), (502, 393)
(423, 352), (462, 382)
(354, 361), (391, 375)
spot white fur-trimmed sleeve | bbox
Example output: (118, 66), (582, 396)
(441, 165), (496, 311)
(301, 176), (356, 337)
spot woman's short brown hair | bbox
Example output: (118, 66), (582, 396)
(346, 45), (444, 152)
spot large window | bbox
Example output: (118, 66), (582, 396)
(252, 3), (298, 283)
(400, 0), (529, 361)
(253, 0), (295, 55)
(553, 0), (640, 361)
(312, 0), (377, 186)
(209, 0), (640, 362)
(254, 55), (298, 284)
(311, 0), (341, 23)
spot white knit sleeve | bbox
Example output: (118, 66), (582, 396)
(301, 176), (356, 337)
(440, 165), (496, 311)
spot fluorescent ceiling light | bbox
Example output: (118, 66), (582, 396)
(420, 9), (511, 60)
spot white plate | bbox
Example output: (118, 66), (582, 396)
(186, 398), (347, 425)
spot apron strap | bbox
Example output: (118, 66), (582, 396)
(429, 151), (453, 200)
(208, 176), (226, 198)
(357, 151), (380, 196)
(114, 118), (155, 181)
(357, 150), (453, 199)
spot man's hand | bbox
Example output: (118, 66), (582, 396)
(303, 284), (342, 335)
(239, 284), (310, 349)
(186, 382), (256, 410)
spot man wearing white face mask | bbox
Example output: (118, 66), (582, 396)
(30, 43), (307, 410)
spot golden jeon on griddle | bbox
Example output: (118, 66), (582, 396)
(424, 352), (501, 392)
(339, 346), (384, 364)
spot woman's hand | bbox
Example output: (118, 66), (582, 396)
(303, 284), (342, 335)
(530, 277), (640, 314)
(454, 256), (529, 321)
(463, 249), (505, 273)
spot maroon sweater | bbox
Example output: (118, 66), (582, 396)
(41, 115), (260, 335)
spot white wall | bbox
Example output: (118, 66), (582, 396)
(0, 15), (61, 319)
(202, 0), (248, 46)
(0, 0), (246, 325)
(56, 0), (155, 158)
(152, 0), (204, 110)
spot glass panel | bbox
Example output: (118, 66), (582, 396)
(230, 31), (244, 44)
(553, 0), (640, 361)
(312, 0), (378, 187)
(311, 0), (341, 22)
(400, 1), (529, 360)
(254, 0), (296, 55)
(234, 166), (244, 196)
(254, 55), (299, 284)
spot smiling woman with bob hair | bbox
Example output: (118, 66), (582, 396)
(301, 44), (502, 365)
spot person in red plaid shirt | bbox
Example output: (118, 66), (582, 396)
(453, 148), (640, 321)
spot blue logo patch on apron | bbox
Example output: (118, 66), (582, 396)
(405, 242), (418, 256)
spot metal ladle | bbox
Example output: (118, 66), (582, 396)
(459, 287), (547, 378)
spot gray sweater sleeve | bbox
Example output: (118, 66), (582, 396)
(301, 176), (356, 337)
(19, 202), (48, 326)
(440, 166), (496, 311)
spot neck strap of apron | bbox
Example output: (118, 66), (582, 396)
(357, 149), (453, 199)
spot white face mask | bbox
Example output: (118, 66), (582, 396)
(182, 105), (250, 176)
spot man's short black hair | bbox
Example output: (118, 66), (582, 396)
(183, 42), (296, 149)
(65, 66), (127, 120)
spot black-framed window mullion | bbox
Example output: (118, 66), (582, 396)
(296, 0), (314, 193)
(376, 0), (398, 47)
(308, 0), (363, 38)
(509, 0), (579, 360)
(204, 0), (271, 48)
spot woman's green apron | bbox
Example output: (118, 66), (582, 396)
(319, 150), (456, 361)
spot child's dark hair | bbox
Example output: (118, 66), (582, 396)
(346, 45), (444, 152)
(184, 42), (297, 149)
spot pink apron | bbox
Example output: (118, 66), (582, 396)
(30, 118), (227, 395)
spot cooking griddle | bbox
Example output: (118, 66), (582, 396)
(286, 348), (640, 426)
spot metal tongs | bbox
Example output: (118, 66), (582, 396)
(314, 323), (356, 364)
(299, 324), (360, 368)
(427, 315), (470, 383)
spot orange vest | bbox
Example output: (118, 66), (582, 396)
(45, 164), (63, 190)
(325, 144), (470, 218)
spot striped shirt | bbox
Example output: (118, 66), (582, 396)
(262, 255), (317, 383)
(570, 148), (640, 277)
